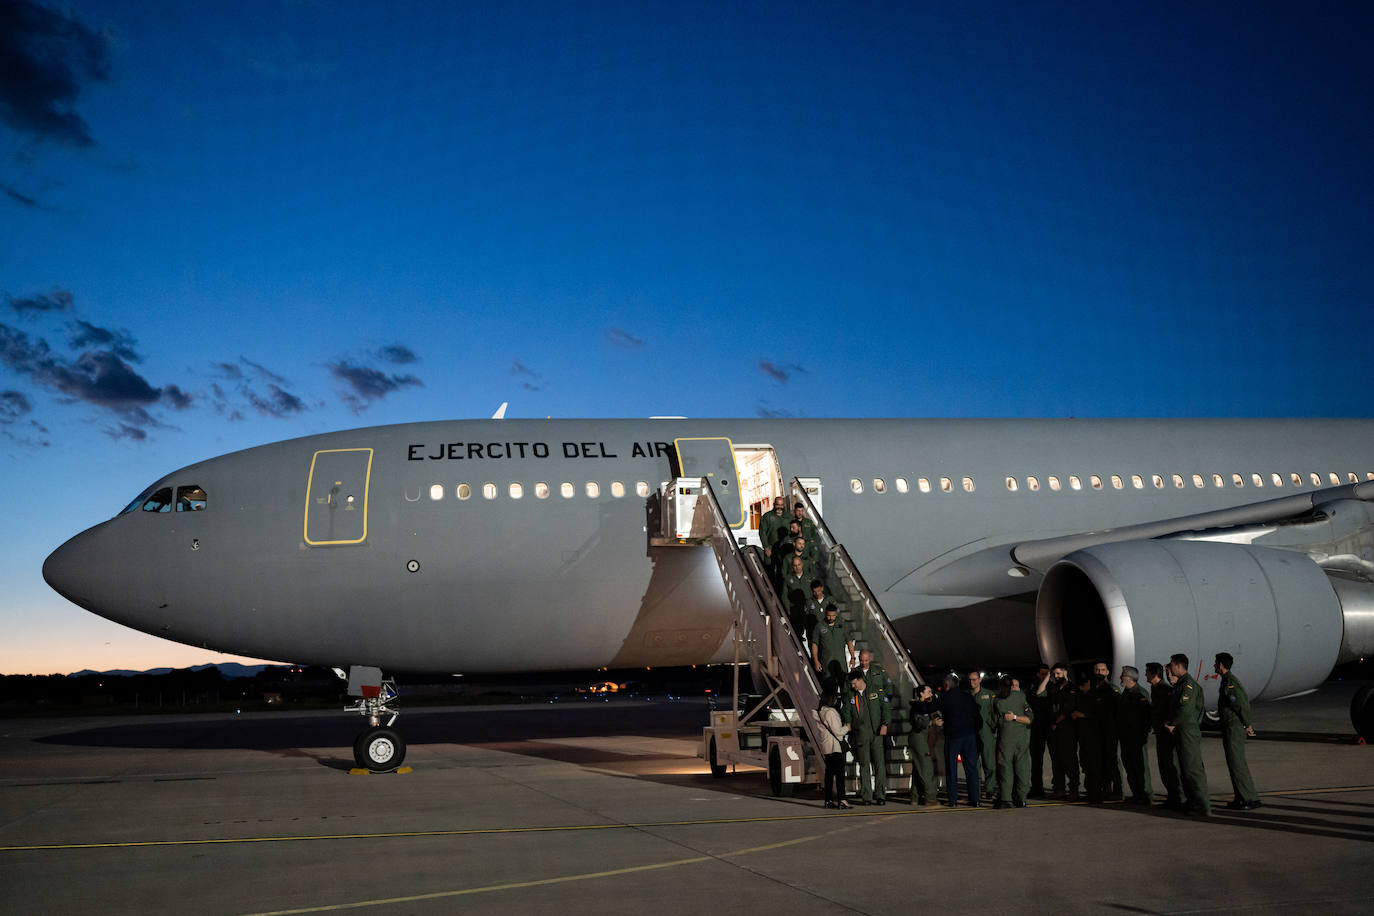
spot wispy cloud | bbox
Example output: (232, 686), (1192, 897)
(605, 327), (644, 349)
(329, 360), (422, 413)
(759, 359), (807, 384)
(67, 319), (140, 362)
(245, 383), (306, 418)
(511, 359), (544, 391)
(0, 389), (31, 423)
(377, 343), (418, 365)
(0, 0), (113, 148)
(2, 183), (39, 208)
(6, 289), (73, 316)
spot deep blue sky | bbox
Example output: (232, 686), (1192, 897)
(2, 1), (1371, 674)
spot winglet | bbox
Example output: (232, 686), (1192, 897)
(492, 401), (508, 419)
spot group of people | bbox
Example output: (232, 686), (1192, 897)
(815, 652), (1262, 815)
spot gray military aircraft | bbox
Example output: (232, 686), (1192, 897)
(43, 417), (1374, 768)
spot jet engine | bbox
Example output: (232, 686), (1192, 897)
(1034, 540), (1374, 713)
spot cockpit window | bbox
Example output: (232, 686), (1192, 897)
(176, 485), (208, 511)
(140, 487), (174, 513)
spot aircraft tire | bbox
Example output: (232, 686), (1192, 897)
(768, 745), (794, 797)
(354, 726), (406, 772)
(1352, 685), (1374, 743)
(708, 737), (727, 778)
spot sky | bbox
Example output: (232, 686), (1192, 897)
(1, 1), (1371, 675)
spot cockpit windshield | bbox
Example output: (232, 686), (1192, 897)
(120, 484), (208, 515)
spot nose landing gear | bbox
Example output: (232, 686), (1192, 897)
(338, 665), (407, 771)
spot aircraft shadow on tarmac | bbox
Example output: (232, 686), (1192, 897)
(34, 701), (713, 771)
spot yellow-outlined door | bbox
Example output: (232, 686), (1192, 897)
(304, 448), (373, 545)
(674, 437), (745, 529)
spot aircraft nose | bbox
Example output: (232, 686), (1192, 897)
(43, 525), (112, 612)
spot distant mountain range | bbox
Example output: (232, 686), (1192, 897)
(67, 663), (279, 679)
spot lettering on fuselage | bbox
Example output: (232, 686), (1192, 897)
(406, 441), (673, 461)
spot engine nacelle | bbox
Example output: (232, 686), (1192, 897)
(1035, 540), (1346, 702)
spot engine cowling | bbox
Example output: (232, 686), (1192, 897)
(1035, 540), (1346, 702)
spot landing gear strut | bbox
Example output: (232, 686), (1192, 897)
(337, 665), (407, 771)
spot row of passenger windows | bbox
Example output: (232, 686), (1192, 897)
(849, 470), (1374, 495)
(416, 480), (654, 502)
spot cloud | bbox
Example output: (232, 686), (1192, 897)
(241, 357), (287, 386)
(511, 359), (544, 392)
(104, 422), (147, 441)
(0, 0), (113, 147)
(0, 388), (31, 422)
(7, 288), (73, 315)
(377, 343), (418, 365)
(212, 362), (244, 380)
(329, 360), (422, 413)
(758, 359), (807, 384)
(0, 321), (184, 415)
(161, 384), (192, 410)
(756, 404), (795, 418)
(2, 182), (39, 208)
(245, 383), (305, 418)
(67, 319), (140, 361)
(605, 327), (644, 349)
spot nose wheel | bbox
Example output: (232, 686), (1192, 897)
(354, 725), (406, 771)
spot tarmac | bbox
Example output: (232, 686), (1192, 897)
(1, 681), (1371, 915)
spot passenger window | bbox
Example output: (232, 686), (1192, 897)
(962, 477), (975, 493)
(1048, 476), (1061, 491)
(1251, 473), (1263, 488)
(895, 477), (909, 493)
(483, 483), (497, 499)
(1149, 475), (1161, 489)
(1212, 474), (1225, 488)
(1133, 475), (1146, 490)
(429, 484), (444, 501)
(1232, 473), (1245, 488)
(535, 482), (550, 499)
(1349, 472), (1359, 484)
(850, 478), (863, 494)
(457, 483), (471, 500)
(611, 481), (625, 498)
(560, 482), (574, 498)
(142, 487), (174, 512)
(873, 478), (886, 493)
(636, 481), (650, 497)
(1329, 472), (1340, 485)
(1192, 474), (1205, 489)
(940, 477), (953, 493)
(1172, 474), (1184, 489)
(1090, 476), (1103, 490)
(1005, 477), (1019, 492)
(918, 477), (931, 493)
(1290, 473), (1302, 487)
(1110, 475), (1123, 490)
(1069, 476), (1081, 491)
(1027, 476), (1040, 491)
(585, 482), (600, 498)
(509, 483), (523, 499)
(1310, 472), (1321, 486)
(176, 485), (207, 511)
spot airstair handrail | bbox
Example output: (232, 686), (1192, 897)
(788, 478), (924, 694)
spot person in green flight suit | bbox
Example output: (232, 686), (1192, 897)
(1116, 666), (1153, 805)
(967, 669), (998, 798)
(759, 496), (790, 562)
(1040, 663), (1079, 801)
(791, 501), (819, 556)
(1166, 653), (1210, 815)
(992, 676), (1033, 808)
(787, 535), (818, 584)
(1145, 662), (1183, 810)
(1214, 653), (1261, 810)
(781, 555), (812, 640)
(908, 683), (938, 805)
(844, 667), (891, 805)
(810, 599), (853, 690)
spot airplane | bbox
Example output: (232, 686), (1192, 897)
(42, 417), (1374, 771)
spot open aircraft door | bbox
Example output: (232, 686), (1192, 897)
(674, 437), (746, 529)
(304, 448), (373, 545)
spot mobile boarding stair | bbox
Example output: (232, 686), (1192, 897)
(656, 477), (827, 796)
(788, 479), (927, 799)
(656, 477), (925, 800)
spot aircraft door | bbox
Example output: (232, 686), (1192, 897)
(674, 437), (745, 529)
(304, 448), (373, 545)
